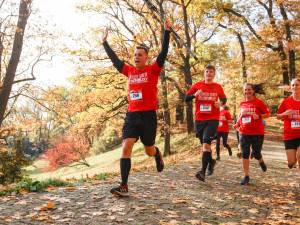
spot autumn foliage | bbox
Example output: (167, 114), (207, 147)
(43, 135), (90, 172)
(0, 140), (31, 185)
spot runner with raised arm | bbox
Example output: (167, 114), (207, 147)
(238, 83), (270, 185)
(102, 20), (172, 196)
(185, 65), (227, 181)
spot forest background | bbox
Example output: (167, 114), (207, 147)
(0, 0), (299, 184)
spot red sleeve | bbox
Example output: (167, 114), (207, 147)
(277, 99), (286, 115)
(258, 99), (270, 114)
(122, 64), (131, 77)
(150, 61), (162, 77)
(186, 83), (199, 95)
(218, 85), (226, 100)
(226, 111), (233, 120)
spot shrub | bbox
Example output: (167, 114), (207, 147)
(43, 135), (90, 171)
(0, 139), (31, 185)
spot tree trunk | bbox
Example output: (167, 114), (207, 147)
(279, 3), (296, 80)
(181, 0), (194, 133)
(0, 0), (31, 126)
(160, 70), (171, 156)
(175, 93), (184, 122)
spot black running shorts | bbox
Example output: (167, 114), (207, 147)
(239, 134), (264, 159)
(122, 110), (157, 147)
(195, 120), (219, 145)
(284, 137), (300, 150)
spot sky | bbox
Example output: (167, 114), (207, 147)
(33, 0), (93, 87)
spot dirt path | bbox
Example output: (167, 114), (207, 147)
(1, 138), (300, 224)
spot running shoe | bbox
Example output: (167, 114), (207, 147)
(259, 161), (267, 172)
(196, 171), (205, 182)
(207, 159), (216, 176)
(237, 152), (242, 159)
(240, 176), (250, 185)
(288, 164), (296, 169)
(110, 185), (128, 196)
(228, 149), (232, 156)
(155, 147), (164, 172)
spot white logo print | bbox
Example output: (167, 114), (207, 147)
(129, 73), (148, 84)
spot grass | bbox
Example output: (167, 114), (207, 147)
(25, 117), (283, 181)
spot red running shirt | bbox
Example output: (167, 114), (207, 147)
(277, 96), (300, 140)
(122, 62), (162, 112)
(238, 97), (270, 135)
(186, 81), (226, 121)
(217, 109), (233, 133)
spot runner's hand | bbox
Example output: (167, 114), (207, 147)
(253, 114), (259, 120)
(214, 101), (222, 108)
(164, 19), (172, 31)
(102, 27), (109, 43)
(283, 109), (293, 116)
(195, 89), (202, 97)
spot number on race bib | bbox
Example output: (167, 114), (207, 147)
(130, 90), (142, 101)
(291, 119), (300, 129)
(242, 117), (251, 124)
(200, 103), (212, 113)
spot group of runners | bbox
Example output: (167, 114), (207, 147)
(102, 21), (300, 196)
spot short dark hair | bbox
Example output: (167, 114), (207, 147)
(136, 45), (149, 55)
(204, 65), (215, 72)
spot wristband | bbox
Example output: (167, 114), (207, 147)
(259, 115), (262, 119)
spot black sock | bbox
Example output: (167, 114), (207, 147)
(216, 148), (220, 157)
(209, 150), (214, 163)
(201, 151), (212, 173)
(120, 158), (131, 186)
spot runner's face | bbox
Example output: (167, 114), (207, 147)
(244, 85), (254, 99)
(134, 49), (148, 70)
(291, 80), (300, 94)
(204, 69), (215, 82)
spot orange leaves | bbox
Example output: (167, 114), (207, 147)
(34, 201), (55, 211)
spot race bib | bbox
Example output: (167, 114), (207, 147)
(130, 90), (142, 101)
(291, 119), (300, 129)
(219, 122), (223, 127)
(242, 116), (251, 124)
(200, 103), (212, 113)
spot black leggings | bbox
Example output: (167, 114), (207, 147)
(215, 131), (231, 156)
(239, 134), (264, 160)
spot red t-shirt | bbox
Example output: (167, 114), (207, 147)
(238, 97), (270, 135)
(217, 109), (233, 133)
(277, 96), (300, 140)
(122, 62), (162, 112)
(186, 81), (226, 121)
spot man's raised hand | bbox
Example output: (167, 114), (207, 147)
(102, 27), (109, 43)
(164, 19), (171, 31)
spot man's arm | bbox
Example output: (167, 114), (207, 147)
(102, 28), (124, 73)
(156, 20), (171, 68)
(184, 94), (195, 102)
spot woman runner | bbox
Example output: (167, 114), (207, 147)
(237, 83), (270, 185)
